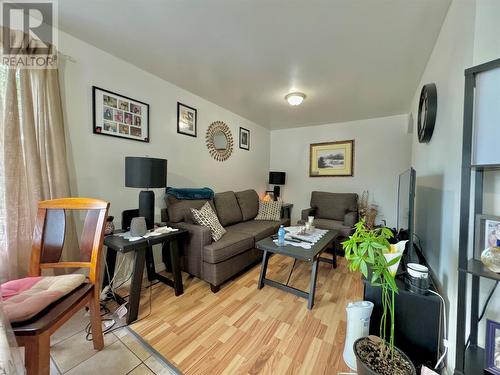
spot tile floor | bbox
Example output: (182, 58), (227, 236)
(21, 309), (180, 374)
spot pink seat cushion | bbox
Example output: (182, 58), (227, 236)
(1, 274), (86, 323)
(1, 277), (43, 300)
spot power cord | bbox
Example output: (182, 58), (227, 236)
(478, 281), (498, 322)
(86, 279), (159, 341)
(464, 280), (499, 351)
(103, 256), (124, 302)
(427, 289), (448, 370)
(102, 255), (135, 303)
(412, 232), (498, 368)
(410, 233), (451, 369)
(84, 302), (116, 341)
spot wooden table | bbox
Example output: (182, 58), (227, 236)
(255, 230), (338, 309)
(103, 229), (188, 324)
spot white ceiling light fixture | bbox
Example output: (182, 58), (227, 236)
(285, 92), (306, 106)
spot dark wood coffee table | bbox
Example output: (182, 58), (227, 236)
(255, 230), (339, 310)
(255, 229), (339, 309)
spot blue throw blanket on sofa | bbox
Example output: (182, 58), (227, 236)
(166, 187), (214, 200)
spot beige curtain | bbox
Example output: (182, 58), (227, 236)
(0, 27), (73, 280)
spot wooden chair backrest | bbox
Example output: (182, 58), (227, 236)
(29, 198), (110, 285)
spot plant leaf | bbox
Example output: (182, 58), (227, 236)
(386, 255), (401, 267)
(360, 260), (368, 277)
(368, 247), (375, 262)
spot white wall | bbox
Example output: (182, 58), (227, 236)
(474, 0), (500, 66)
(57, 30), (270, 276)
(269, 114), (412, 226)
(408, 0), (476, 371)
(57, 31), (270, 225)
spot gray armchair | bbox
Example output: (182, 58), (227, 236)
(299, 191), (358, 249)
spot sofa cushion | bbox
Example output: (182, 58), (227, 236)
(235, 190), (259, 221)
(255, 200), (282, 221)
(214, 191), (243, 227)
(226, 220), (278, 241)
(191, 202), (227, 241)
(203, 231), (254, 264)
(166, 195), (214, 223)
(202, 248), (262, 286)
(311, 192), (358, 221)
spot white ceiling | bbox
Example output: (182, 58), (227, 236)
(58, 0), (451, 129)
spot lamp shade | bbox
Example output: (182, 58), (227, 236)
(269, 171), (286, 185)
(125, 157), (167, 188)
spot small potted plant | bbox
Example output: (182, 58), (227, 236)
(342, 219), (416, 375)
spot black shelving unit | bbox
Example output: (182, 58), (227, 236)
(455, 57), (500, 375)
(460, 259), (500, 282)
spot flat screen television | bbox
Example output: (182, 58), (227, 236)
(397, 167), (416, 261)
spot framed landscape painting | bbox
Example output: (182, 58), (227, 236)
(93, 86), (149, 142)
(177, 102), (197, 137)
(309, 140), (354, 177)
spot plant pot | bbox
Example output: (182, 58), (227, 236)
(354, 337), (416, 375)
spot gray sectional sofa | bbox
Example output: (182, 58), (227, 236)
(161, 189), (290, 292)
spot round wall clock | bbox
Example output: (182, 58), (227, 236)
(417, 83), (437, 143)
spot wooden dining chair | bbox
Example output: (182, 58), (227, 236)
(11, 198), (110, 375)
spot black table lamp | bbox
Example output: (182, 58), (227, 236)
(269, 171), (286, 200)
(125, 157), (167, 229)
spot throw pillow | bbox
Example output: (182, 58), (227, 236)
(191, 202), (227, 241)
(255, 200), (282, 221)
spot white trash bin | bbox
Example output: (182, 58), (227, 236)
(343, 300), (374, 370)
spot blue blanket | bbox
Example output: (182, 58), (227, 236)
(166, 187), (214, 200)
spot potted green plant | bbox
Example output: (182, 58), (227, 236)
(342, 219), (416, 375)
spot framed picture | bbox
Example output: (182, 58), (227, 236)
(93, 86), (149, 142)
(486, 319), (500, 374)
(177, 102), (197, 137)
(309, 140), (354, 177)
(239, 127), (250, 150)
(474, 214), (500, 258)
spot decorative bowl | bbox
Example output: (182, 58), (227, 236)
(481, 246), (500, 273)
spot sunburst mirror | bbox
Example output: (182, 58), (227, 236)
(206, 121), (234, 161)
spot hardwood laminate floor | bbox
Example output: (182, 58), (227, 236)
(131, 254), (363, 375)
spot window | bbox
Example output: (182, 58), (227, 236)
(0, 65), (9, 281)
